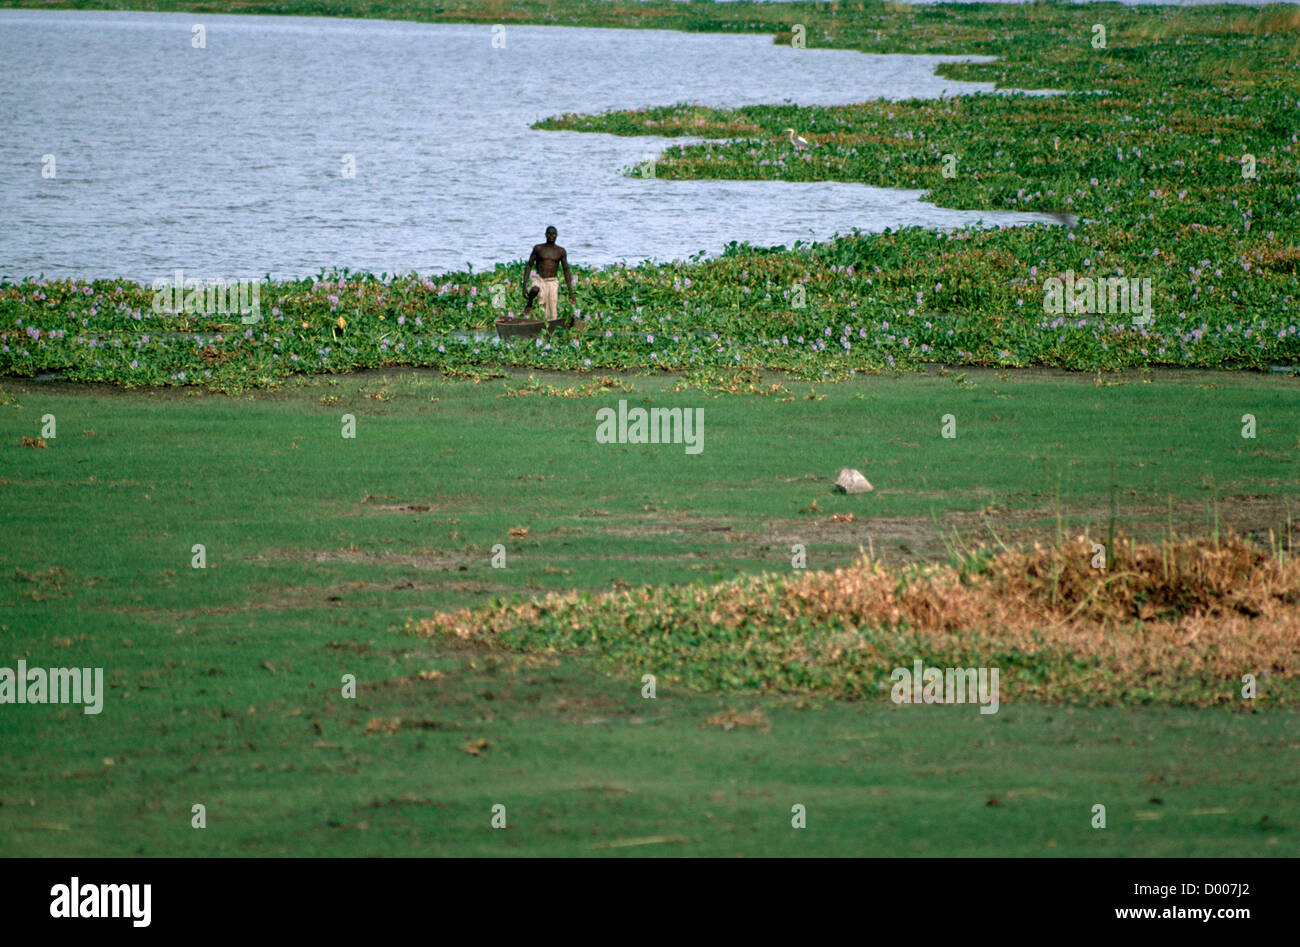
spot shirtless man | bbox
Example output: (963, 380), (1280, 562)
(521, 226), (574, 321)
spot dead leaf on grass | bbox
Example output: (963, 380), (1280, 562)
(703, 708), (772, 733)
(590, 835), (687, 850)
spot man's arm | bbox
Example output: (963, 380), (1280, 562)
(523, 247), (537, 290)
(561, 250), (574, 299)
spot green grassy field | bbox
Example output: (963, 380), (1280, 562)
(1, 369), (1297, 855)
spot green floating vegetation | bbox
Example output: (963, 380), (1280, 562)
(3, 2), (1298, 389)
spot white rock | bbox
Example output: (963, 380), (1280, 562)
(835, 468), (873, 494)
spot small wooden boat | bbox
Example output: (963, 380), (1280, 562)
(495, 316), (547, 339)
(495, 313), (573, 340)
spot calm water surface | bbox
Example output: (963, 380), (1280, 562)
(2, 10), (1075, 282)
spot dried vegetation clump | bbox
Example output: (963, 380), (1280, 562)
(416, 536), (1300, 706)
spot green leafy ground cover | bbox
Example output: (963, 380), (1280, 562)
(1, 370), (1296, 855)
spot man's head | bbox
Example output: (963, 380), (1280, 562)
(545, 226), (557, 243)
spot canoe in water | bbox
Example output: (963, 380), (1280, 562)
(495, 314), (572, 339)
(495, 316), (547, 339)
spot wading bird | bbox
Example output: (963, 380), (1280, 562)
(785, 128), (811, 151)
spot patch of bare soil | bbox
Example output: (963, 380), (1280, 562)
(256, 547), (470, 571)
(759, 495), (1298, 565)
(340, 493), (476, 516)
(575, 496), (1296, 567)
(601, 522), (738, 539)
(119, 576), (519, 621)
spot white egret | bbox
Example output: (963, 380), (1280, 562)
(784, 128), (811, 151)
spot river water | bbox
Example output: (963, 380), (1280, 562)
(2, 10), (1075, 283)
